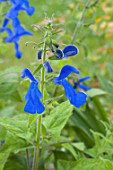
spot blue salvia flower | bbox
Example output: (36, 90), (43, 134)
(43, 61), (53, 73)
(21, 68), (45, 114)
(0, 0), (35, 58)
(53, 65), (87, 108)
(74, 76), (91, 91)
(56, 45), (78, 59)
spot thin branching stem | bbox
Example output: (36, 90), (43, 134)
(71, 0), (90, 44)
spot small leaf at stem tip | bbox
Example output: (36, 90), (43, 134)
(33, 64), (43, 75)
(48, 55), (61, 60)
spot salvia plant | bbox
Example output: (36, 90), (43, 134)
(1, 0), (112, 170)
(20, 17), (90, 169)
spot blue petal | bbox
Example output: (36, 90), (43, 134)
(2, 18), (9, 27)
(26, 6), (35, 16)
(21, 68), (39, 82)
(56, 49), (64, 59)
(24, 82), (44, 114)
(24, 99), (36, 114)
(6, 7), (18, 19)
(33, 95), (45, 114)
(15, 49), (22, 59)
(31, 85), (44, 113)
(25, 82), (42, 100)
(61, 80), (87, 108)
(56, 65), (80, 80)
(0, 28), (5, 33)
(24, 82), (35, 100)
(63, 45), (78, 58)
(73, 92), (87, 108)
(79, 76), (90, 82)
(12, 18), (20, 29)
(62, 79), (77, 100)
(78, 84), (91, 91)
(43, 61), (53, 73)
(14, 42), (22, 58)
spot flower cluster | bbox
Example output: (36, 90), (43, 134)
(21, 44), (90, 114)
(0, 0), (35, 58)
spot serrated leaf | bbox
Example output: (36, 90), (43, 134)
(57, 158), (113, 170)
(43, 101), (73, 137)
(4, 154), (27, 170)
(0, 117), (32, 142)
(0, 151), (10, 170)
(62, 143), (78, 159)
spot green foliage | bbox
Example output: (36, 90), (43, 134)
(43, 101), (73, 137)
(57, 158), (113, 170)
(0, 0), (113, 169)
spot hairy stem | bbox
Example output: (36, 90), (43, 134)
(32, 42), (46, 170)
(71, 0), (90, 44)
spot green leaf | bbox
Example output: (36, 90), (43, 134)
(62, 143), (78, 159)
(86, 88), (107, 97)
(0, 116), (32, 142)
(57, 158), (113, 170)
(43, 101), (73, 137)
(4, 154), (27, 170)
(0, 151), (10, 170)
(48, 55), (61, 60)
(0, 67), (21, 101)
(33, 64), (43, 75)
(0, 106), (15, 117)
(72, 142), (85, 152)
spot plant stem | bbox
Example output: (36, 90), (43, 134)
(71, 0), (90, 44)
(32, 42), (46, 170)
(26, 149), (31, 170)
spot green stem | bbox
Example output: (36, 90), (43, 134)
(26, 149), (31, 170)
(71, 0), (90, 44)
(32, 42), (46, 170)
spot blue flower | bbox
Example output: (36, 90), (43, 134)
(56, 45), (78, 59)
(74, 76), (91, 91)
(43, 61), (53, 73)
(53, 65), (87, 108)
(21, 68), (45, 114)
(0, 0), (35, 58)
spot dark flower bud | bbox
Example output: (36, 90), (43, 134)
(36, 50), (42, 60)
(43, 61), (53, 73)
(56, 49), (64, 59)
